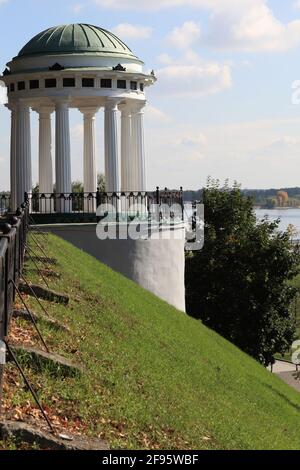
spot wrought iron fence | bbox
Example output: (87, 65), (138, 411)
(26, 187), (184, 222)
(0, 202), (62, 430)
(0, 203), (29, 340)
(0, 202), (29, 413)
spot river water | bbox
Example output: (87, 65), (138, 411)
(255, 209), (300, 234)
(185, 205), (300, 236)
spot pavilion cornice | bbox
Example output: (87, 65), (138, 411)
(1, 69), (155, 82)
(11, 51), (144, 64)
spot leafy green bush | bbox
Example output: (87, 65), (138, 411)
(186, 179), (300, 366)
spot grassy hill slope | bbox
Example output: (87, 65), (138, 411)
(6, 233), (300, 450)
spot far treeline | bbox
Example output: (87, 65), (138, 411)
(183, 187), (300, 208)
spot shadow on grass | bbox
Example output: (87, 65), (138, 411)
(258, 378), (300, 414)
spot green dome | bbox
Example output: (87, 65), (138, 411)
(18, 23), (137, 59)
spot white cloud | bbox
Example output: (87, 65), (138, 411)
(112, 23), (152, 40)
(72, 3), (85, 13)
(146, 117), (300, 190)
(265, 136), (300, 151)
(93, 0), (256, 11)
(157, 53), (174, 65)
(71, 123), (84, 139)
(187, 152), (206, 161)
(175, 132), (208, 146)
(240, 60), (252, 67)
(166, 21), (201, 49)
(95, 0), (300, 53)
(156, 52), (232, 97)
(205, 3), (300, 52)
(0, 82), (7, 105)
(294, 1), (300, 9)
(0, 0), (8, 4)
(145, 105), (171, 123)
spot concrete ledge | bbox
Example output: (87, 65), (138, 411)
(9, 345), (82, 378)
(19, 282), (69, 305)
(0, 420), (108, 450)
(13, 308), (70, 333)
(25, 256), (58, 265)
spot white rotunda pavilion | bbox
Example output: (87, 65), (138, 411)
(1, 23), (155, 210)
(1, 24), (186, 311)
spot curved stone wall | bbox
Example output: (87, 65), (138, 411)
(46, 223), (186, 312)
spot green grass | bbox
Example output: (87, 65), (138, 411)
(8, 233), (300, 449)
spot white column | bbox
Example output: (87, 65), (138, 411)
(104, 100), (120, 193)
(55, 100), (71, 212)
(16, 102), (32, 207)
(130, 107), (138, 192)
(120, 105), (132, 192)
(104, 108), (109, 191)
(131, 102), (146, 192)
(7, 104), (17, 211)
(79, 107), (98, 212)
(38, 107), (54, 213)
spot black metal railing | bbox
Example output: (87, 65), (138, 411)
(0, 203), (29, 340)
(0, 202), (64, 432)
(0, 202), (29, 413)
(26, 188), (184, 222)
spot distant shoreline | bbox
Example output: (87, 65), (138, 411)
(255, 206), (300, 210)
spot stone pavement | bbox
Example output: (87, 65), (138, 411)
(268, 360), (300, 393)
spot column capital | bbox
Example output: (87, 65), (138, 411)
(33, 106), (55, 117)
(5, 100), (18, 112)
(16, 100), (31, 111)
(105, 98), (121, 111)
(5, 105), (16, 112)
(79, 107), (99, 119)
(130, 100), (147, 114)
(118, 103), (132, 116)
(53, 98), (72, 110)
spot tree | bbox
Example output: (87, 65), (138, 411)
(277, 190), (288, 207)
(185, 180), (300, 366)
(71, 175), (106, 193)
(72, 180), (83, 193)
(287, 224), (299, 241)
(97, 173), (106, 192)
(265, 197), (276, 209)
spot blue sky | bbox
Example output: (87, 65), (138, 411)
(1, 0), (300, 190)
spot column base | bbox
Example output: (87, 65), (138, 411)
(56, 195), (72, 213)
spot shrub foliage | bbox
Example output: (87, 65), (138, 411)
(186, 180), (300, 366)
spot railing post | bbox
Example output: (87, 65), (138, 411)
(180, 186), (184, 221)
(156, 186), (160, 205)
(156, 186), (160, 222)
(96, 188), (101, 211)
(0, 340), (5, 418)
